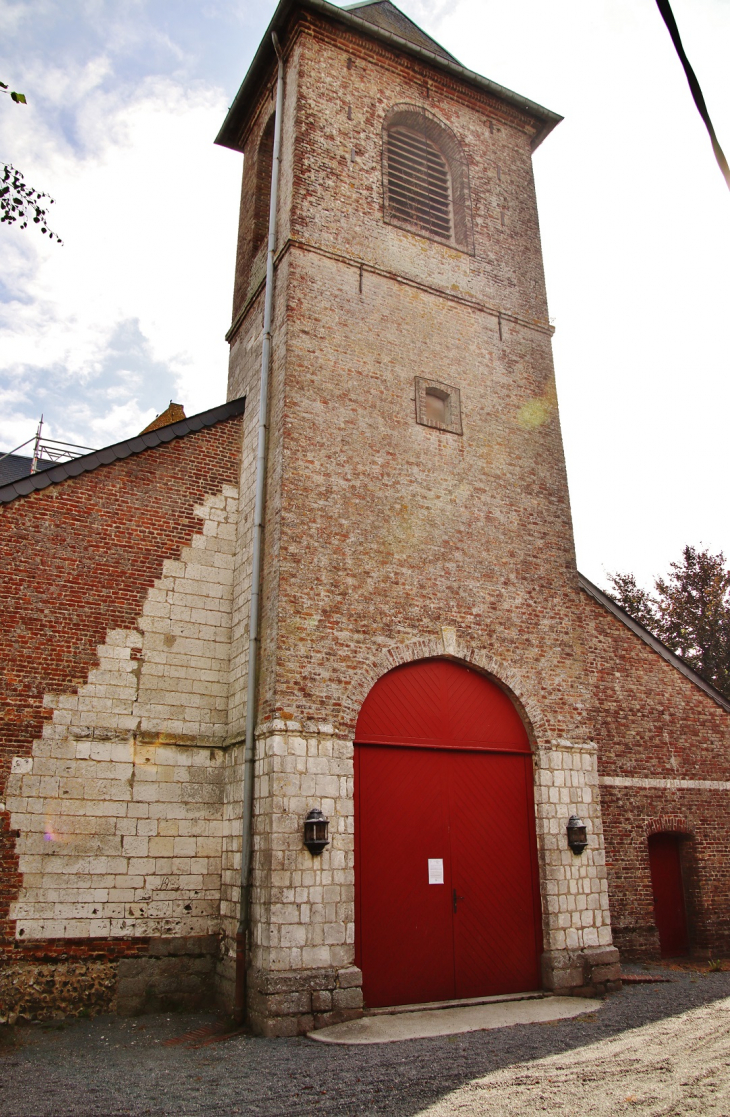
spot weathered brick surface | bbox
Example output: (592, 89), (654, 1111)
(0, 420), (241, 756)
(6, 0), (730, 1033)
(223, 8), (617, 1021)
(228, 13), (582, 737)
(580, 590), (730, 959)
(0, 417), (243, 1011)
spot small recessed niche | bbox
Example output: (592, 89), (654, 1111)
(415, 377), (463, 435)
(425, 388), (448, 424)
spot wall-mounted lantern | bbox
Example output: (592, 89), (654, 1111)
(567, 815), (588, 855)
(303, 808), (330, 856)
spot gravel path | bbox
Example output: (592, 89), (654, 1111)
(420, 993), (730, 1116)
(2, 968), (730, 1116)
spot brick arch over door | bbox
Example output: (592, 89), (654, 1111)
(646, 816), (693, 837)
(342, 638), (547, 744)
(354, 657), (543, 1008)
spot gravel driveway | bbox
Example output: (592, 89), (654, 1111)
(2, 967), (730, 1116)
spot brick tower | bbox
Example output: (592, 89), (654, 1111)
(7, 0), (730, 1034)
(216, 0), (620, 1034)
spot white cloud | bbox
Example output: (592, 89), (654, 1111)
(0, 61), (240, 450)
(429, 0), (730, 586)
(2, 0), (728, 592)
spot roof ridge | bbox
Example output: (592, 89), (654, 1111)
(341, 0), (458, 63)
(578, 572), (730, 714)
(215, 0), (562, 154)
(0, 397), (246, 506)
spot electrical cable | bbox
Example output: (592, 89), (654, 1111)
(654, 0), (730, 190)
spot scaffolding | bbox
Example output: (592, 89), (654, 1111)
(0, 416), (96, 473)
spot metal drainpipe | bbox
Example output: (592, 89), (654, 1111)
(235, 30), (285, 1024)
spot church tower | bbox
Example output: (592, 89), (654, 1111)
(216, 0), (620, 1034)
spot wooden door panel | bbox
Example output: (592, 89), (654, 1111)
(357, 745), (455, 1008)
(449, 752), (542, 997)
(355, 659), (450, 746)
(444, 663), (529, 749)
(356, 659), (542, 1008)
(649, 833), (689, 957)
(355, 658), (530, 750)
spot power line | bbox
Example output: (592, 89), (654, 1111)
(655, 0), (730, 191)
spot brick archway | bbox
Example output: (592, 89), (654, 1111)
(646, 816), (693, 837)
(354, 657), (543, 1007)
(342, 633), (548, 746)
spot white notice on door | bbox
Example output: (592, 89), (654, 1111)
(428, 858), (444, 885)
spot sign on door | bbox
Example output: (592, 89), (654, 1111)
(428, 858), (444, 884)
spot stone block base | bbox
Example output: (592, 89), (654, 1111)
(247, 965), (363, 1036)
(0, 936), (219, 1022)
(117, 936), (219, 1015)
(542, 946), (622, 998)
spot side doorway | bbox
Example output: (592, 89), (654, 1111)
(648, 832), (690, 958)
(355, 658), (543, 1009)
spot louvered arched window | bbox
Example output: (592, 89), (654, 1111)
(383, 106), (474, 254)
(386, 127), (452, 241)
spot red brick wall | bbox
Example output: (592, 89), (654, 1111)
(223, 13), (625, 989)
(580, 590), (730, 957)
(287, 13), (548, 328)
(228, 12), (592, 746)
(0, 417), (243, 954)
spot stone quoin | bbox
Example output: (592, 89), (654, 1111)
(2, 0), (730, 1033)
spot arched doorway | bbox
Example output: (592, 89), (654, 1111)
(648, 833), (689, 957)
(355, 657), (543, 1008)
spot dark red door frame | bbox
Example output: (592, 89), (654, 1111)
(354, 658), (544, 1008)
(648, 832), (690, 958)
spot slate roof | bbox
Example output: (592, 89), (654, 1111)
(0, 397), (246, 506)
(0, 454), (56, 488)
(343, 0), (457, 62)
(216, 0), (561, 153)
(579, 573), (730, 713)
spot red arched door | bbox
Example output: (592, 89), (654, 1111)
(355, 658), (543, 1009)
(648, 833), (689, 957)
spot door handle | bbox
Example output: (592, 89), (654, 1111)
(453, 888), (465, 913)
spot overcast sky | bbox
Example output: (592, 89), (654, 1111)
(1, 0), (728, 589)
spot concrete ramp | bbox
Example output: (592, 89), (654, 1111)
(309, 995), (603, 1044)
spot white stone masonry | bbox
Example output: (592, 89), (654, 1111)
(5, 488), (239, 941)
(534, 739), (612, 952)
(248, 721), (355, 974)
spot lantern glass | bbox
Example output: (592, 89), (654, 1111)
(304, 808), (330, 856)
(567, 815), (588, 855)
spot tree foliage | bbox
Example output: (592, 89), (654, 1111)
(608, 546), (730, 699)
(1, 78), (62, 243)
(0, 163), (62, 241)
(0, 80), (26, 104)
